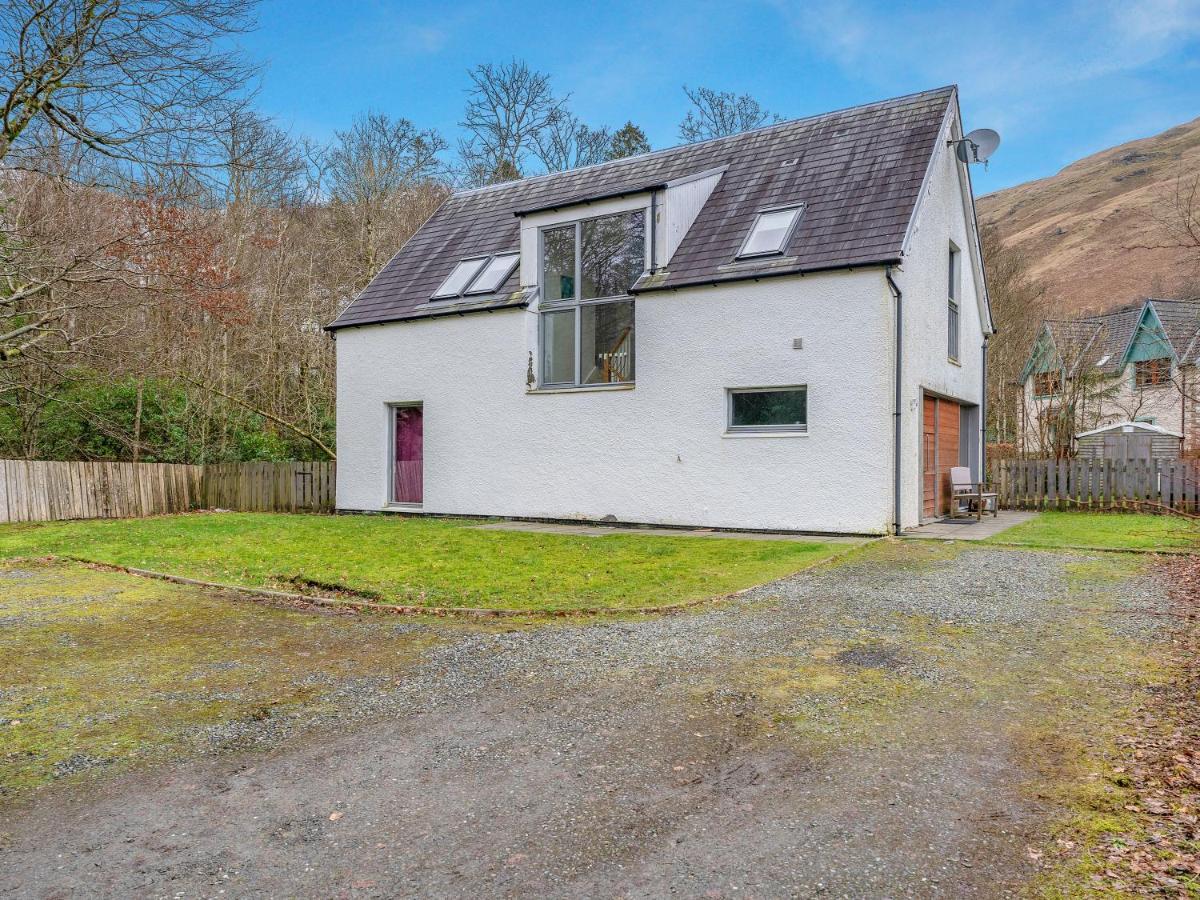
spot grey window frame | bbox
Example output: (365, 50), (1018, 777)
(431, 251), (519, 300)
(736, 203), (805, 260)
(463, 252), (520, 296)
(537, 208), (647, 388)
(725, 386), (809, 434)
(385, 401), (423, 507)
(947, 243), (961, 362)
(431, 255), (490, 300)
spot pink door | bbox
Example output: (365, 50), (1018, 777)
(393, 406), (423, 504)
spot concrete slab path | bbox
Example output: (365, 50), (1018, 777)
(902, 510), (1038, 541)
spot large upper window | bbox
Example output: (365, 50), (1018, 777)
(539, 209), (645, 387)
(737, 205), (803, 258)
(727, 387), (808, 433)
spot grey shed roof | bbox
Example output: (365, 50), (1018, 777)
(328, 86), (956, 331)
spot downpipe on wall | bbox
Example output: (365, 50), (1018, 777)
(886, 266), (903, 536)
(981, 335), (989, 478)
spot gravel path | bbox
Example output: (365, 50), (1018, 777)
(0, 542), (1172, 898)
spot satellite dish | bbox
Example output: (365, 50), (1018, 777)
(955, 128), (1000, 164)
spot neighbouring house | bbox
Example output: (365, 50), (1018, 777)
(1019, 298), (1200, 456)
(327, 86), (993, 535)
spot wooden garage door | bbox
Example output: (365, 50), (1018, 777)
(922, 395), (961, 518)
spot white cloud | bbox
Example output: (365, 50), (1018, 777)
(773, 0), (1200, 97)
(767, 0), (1200, 145)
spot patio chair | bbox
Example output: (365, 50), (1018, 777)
(949, 466), (998, 521)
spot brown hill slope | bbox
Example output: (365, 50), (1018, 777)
(977, 118), (1200, 315)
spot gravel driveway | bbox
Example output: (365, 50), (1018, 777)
(0, 541), (1171, 898)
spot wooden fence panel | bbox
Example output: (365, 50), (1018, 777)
(0, 459), (265, 523)
(0, 458), (334, 523)
(195, 461), (335, 515)
(991, 457), (1200, 513)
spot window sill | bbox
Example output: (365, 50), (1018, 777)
(948, 357), (961, 367)
(528, 383), (635, 395)
(722, 430), (809, 439)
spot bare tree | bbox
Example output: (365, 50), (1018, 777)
(981, 225), (1049, 447)
(1021, 329), (1124, 458)
(326, 112), (448, 289)
(0, 0), (260, 365)
(535, 111), (611, 173)
(1, 0), (257, 175)
(678, 86), (779, 143)
(458, 59), (566, 185)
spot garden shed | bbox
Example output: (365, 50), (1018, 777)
(1075, 421), (1183, 461)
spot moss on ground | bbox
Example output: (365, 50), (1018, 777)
(0, 559), (439, 799)
(692, 541), (1171, 895)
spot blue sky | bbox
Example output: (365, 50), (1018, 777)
(238, 0), (1200, 193)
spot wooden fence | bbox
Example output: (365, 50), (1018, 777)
(0, 460), (203, 523)
(0, 459), (335, 523)
(202, 461), (336, 513)
(992, 458), (1200, 512)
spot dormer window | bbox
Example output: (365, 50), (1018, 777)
(431, 257), (488, 299)
(538, 208), (646, 387)
(737, 204), (803, 258)
(465, 253), (519, 295)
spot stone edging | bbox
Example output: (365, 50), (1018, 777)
(985, 540), (1197, 556)
(9, 541), (877, 619)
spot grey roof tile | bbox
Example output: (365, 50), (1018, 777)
(1042, 297), (1200, 377)
(328, 86), (955, 330)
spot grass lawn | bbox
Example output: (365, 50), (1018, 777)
(989, 510), (1199, 552)
(0, 512), (852, 611)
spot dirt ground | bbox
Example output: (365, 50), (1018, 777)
(0, 542), (1174, 898)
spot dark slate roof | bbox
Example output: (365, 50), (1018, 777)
(328, 86), (956, 330)
(1043, 319), (1105, 374)
(1152, 298), (1200, 360)
(1038, 298), (1200, 378)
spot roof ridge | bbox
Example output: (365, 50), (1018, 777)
(448, 85), (957, 200)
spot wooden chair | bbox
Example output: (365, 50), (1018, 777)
(949, 466), (998, 520)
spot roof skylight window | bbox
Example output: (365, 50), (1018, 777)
(432, 257), (489, 299)
(737, 204), (804, 258)
(464, 252), (520, 295)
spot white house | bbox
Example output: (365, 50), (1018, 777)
(328, 86), (993, 535)
(1019, 298), (1200, 455)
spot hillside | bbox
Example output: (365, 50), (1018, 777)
(977, 117), (1200, 315)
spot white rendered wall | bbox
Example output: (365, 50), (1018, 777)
(892, 109), (989, 529)
(335, 269), (895, 533)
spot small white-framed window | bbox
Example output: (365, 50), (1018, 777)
(465, 252), (520, 295)
(431, 256), (489, 299)
(948, 243), (961, 362)
(726, 386), (808, 433)
(737, 204), (803, 258)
